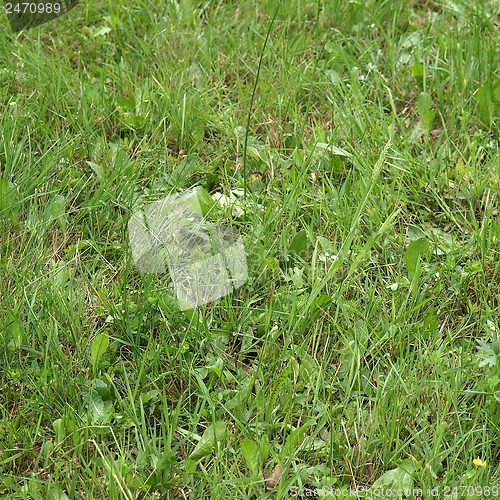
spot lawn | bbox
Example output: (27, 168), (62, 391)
(0, 0), (499, 498)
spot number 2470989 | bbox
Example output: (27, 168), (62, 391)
(5, 2), (62, 14)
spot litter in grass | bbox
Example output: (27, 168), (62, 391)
(128, 188), (247, 310)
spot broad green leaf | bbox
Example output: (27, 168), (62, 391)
(421, 110), (436, 133)
(410, 64), (424, 82)
(50, 259), (71, 291)
(403, 238), (429, 276)
(45, 194), (67, 232)
(86, 161), (102, 181)
(308, 294), (331, 323)
(417, 92), (432, 116)
(92, 26), (112, 38)
(0, 178), (19, 223)
(283, 423), (313, 457)
(325, 69), (341, 85)
(91, 333), (109, 371)
(371, 460), (415, 499)
(7, 315), (23, 349)
(316, 236), (335, 252)
(265, 256), (280, 272)
(47, 484), (70, 500)
(417, 92), (435, 133)
(93, 378), (113, 402)
(354, 319), (369, 352)
(315, 142), (351, 157)
(88, 392), (112, 424)
(206, 357), (224, 379)
(423, 305), (439, 331)
(189, 421), (227, 461)
(241, 438), (260, 476)
(53, 418), (65, 444)
(260, 435), (271, 462)
(115, 95), (134, 111)
(233, 126), (246, 140)
(289, 229), (309, 258)
(124, 473), (146, 489)
(493, 82), (500, 115)
(477, 84), (493, 127)
(184, 459), (197, 473)
(86, 379), (113, 424)
(195, 186), (216, 216)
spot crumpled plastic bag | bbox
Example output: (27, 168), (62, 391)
(128, 189), (247, 310)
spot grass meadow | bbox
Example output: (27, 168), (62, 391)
(0, 0), (499, 498)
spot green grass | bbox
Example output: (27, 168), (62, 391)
(1, 0), (499, 498)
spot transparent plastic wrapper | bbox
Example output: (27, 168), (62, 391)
(3, 1), (79, 32)
(128, 189), (247, 310)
